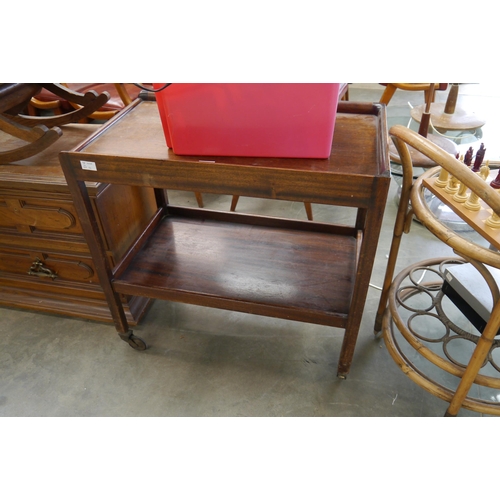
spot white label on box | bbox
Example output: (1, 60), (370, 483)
(80, 161), (97, 171)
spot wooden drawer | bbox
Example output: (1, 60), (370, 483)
(0, 184), (159, 261)
(0, 247), (100, 285)
(0, 193), (83, 236)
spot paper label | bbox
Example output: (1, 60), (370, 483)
(80, 161), (97, 171)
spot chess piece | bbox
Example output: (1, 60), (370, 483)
(464, 147), (474, 168)
(473, 143), (486, 172)
(490, 167), (500, 189)
(452, 180), (469, 203)
(434, 167), (450, 188)
(485, 210), (500, 228)
(485, 162), (500, 228)
(466, 162), (491, 211)
(464, 190), (482, 211)
(444, 175), (460, 194)
(480, 163), (490, 181)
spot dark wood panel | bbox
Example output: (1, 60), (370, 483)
(94, 183), (160, 262)
(63, 156), (379, 207)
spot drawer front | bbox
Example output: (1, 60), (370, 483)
(0, 247), (100, 284)
(0, 195), (83, 236)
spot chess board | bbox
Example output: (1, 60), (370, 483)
(423, 173), (500, 250)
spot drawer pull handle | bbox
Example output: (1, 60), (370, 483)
(28, 258), (58, 280)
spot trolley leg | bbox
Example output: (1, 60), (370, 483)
(60, 153), (148, 351)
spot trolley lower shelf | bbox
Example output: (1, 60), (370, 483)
(113, 207), (358, 328)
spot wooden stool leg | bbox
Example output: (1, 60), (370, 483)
(418, 84), (435, 138)
(444, 83), (460, 115)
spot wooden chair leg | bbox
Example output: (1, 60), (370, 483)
(379, 84), (397, 105)
(230, 195), (239, 212)
(194, 192), (204, 208)
(304, 202), (313, 221)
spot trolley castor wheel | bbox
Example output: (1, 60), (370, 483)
(127, 334), (147, 351)
(120, 331), (148, 351)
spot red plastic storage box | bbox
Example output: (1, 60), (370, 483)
(153, 83), (342, 159)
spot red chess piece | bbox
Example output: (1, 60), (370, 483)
(490, 170), (500, 189)
(465, 146), (474, 168)
(473, 143), (486, 172)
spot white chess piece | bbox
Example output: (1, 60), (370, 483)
(464, 189), (481, 211)
(485, 210), (500, 228)
(452, 181), (469, 203)
(480, 163), (490, 181)
(434, 167), (449, 188)
(444, 175), (459, 194)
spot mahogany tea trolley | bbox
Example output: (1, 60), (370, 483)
(59, 98), (390, 378)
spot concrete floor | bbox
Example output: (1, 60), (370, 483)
(2, 83), (500, 417)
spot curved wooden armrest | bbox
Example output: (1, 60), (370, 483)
(42, 83), (105, 106)
(3, 83), (110, 127)
(66, 83), (134, 121)
(4, 90), (110, 128)
(0, 113), (62, 163)
(29, 95), (62, 110)
(28, 84), (138, 122)
(0, 83), (42, 114)
(28, 83), (78, 112)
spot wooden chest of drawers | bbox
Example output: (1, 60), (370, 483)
(0, 123), (157, 324)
